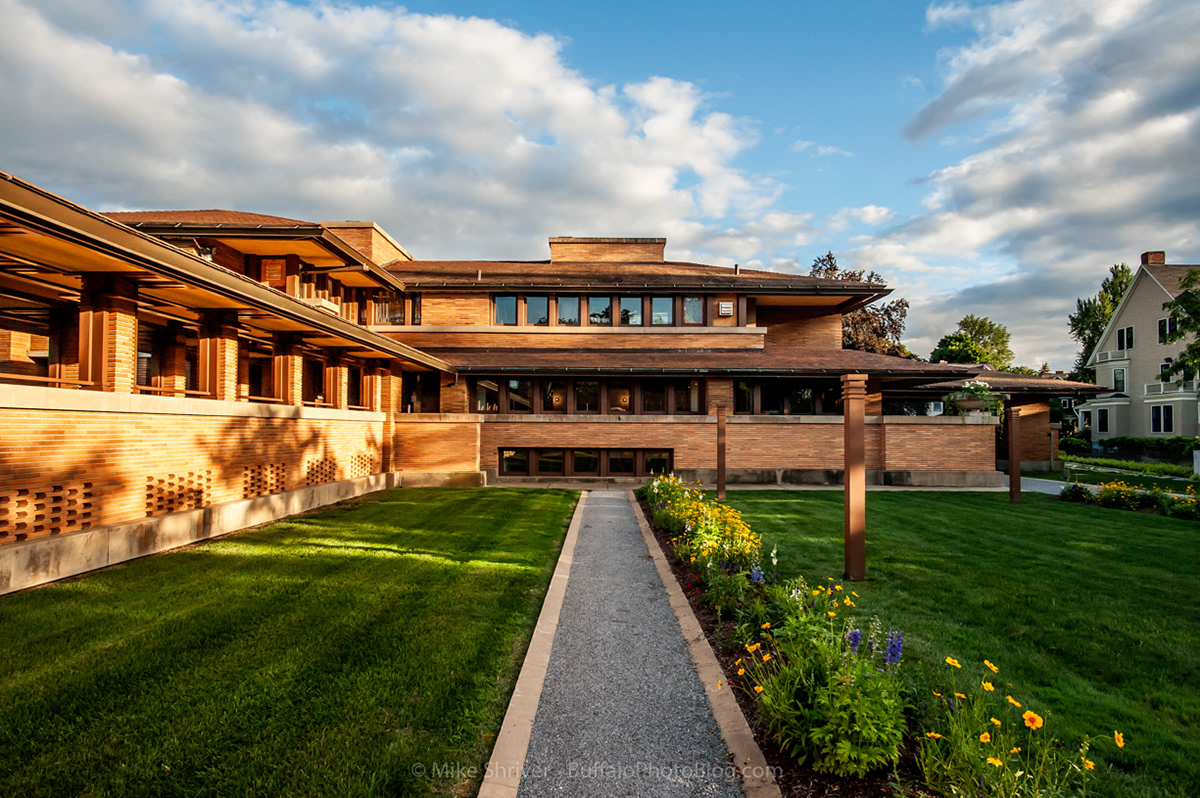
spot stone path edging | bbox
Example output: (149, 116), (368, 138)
(627, 491), (783, 798)
(478, 491), (588, 798)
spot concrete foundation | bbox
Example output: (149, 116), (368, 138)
(0, 472), (401, 596)
(396, 471), (486, 487)
(675, 468), (1005, 488)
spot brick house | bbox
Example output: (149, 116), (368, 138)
(2, 169), (1071, 593)
(1075, 252), (1200, 439)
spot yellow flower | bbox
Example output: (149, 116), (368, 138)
(761, 622), (771, 629)
(1010, 747), (1021, 754)
(925, 732), (943, 739)
(1007, 695), (1022, 708)
(987, 757), (1003, 767)
(852, 591), (859, 597)
(835, 585), (843, 591)
(735, 658), (742, 665)
(832, 600), (839, 608)
(762, 653), (772, 662)
(1084, 760), (1095, 770)
(844, 598), (856, 607)
(738, 668), (745, 676)
(991, 718), (1002, 727)
(982, 681), (995, 692)
(985, 659), (999, 673)
(1023, 711), (1044, 730)
(946, 657), (961, 669)
(1114, 730), (1124, 748)
(754, 685), (763, 694)
(932, 691), (942, 698)
(954, 692), (967, 700)
(812, 588), (822, 596)
(717, 680), (722, 690)
(980, 732), (991, 743)
(746, 643), (760, 653)
(827, 611), (836, 618)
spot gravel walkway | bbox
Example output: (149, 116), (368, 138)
(517, 491), (743, 798)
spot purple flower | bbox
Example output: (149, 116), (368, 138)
(749, 565), (765, 584)
(846, 628), (862, 655)
(884, 631), (903, 666)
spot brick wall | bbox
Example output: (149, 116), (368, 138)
(393, 420), (480, 471)
(417, 292), (492, 326)
(759, 307), (843, 349)
(549, 240), (665, 262)
(882, 422), (997, 471)
(0, 330), (39, 376)
(707, 378), (734, 414)
(0, 399), (384, 541)
(1005, 400), (1052, 463)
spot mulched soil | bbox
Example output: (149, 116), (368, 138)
(638, 495), (926, 798)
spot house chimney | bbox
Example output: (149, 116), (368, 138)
(734, 263), (741, 275)
(1142, 251), (1166, 265)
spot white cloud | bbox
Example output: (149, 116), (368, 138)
(0, 0), (792, 262)
(850, 0), (1200, 368)
(790, 139), (853, 157)
(829, 205), (897, 231)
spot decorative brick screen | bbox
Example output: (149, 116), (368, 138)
(0, 482), (95, 542)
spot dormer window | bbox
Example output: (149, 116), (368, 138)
(1116, 325), (1133, 350)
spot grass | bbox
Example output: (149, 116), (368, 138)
(1059, 454), (1192, 478)
(725, 490), (1200, 798)
(0, 487), (578, 798)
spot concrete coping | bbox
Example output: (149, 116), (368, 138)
(368, 325), (764, 334)
(393, 412), (998, 425)
(0, 383), (385, 421)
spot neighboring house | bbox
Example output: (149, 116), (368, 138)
(1076, 252), (1200, 440)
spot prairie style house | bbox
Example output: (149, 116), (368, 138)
(1076, 252), (1199, 439)
(2, 169), (1060, 593)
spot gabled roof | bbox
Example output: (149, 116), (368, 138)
(1143, 264), (1199, 298)
(104, 210), (312, 226)
(915, 372), (1101, 395)
(1085, 263), (1193, 368)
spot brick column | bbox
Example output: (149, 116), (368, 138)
(440, 373), (469, 413)
(79, 276), (138, 392)
(275, 338), (303, 406)
(0, 330), (39, 376)
(378, 364), (404, 472)
(706, 377), (733, 414)
(1007, 406), (1022, 504)
(330, 356), (349, 410)
(201, 312), (240, 402)
(842, 374), (867, 582)
(716, 405), (727, 500)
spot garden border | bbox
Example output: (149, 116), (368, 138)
(628, 490), (782, 798)
(478, 490), (588, 798)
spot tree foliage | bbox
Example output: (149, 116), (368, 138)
(808, 252), (913, 358)
(1162, 268), (1200, 381)
(929, 315), (1013, 369)
(929, 331), (988, 365)
(1067, 263), (1133, 383)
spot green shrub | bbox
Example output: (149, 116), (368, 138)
(1095, 435), (1200, 464)
(748, 606), (906, 778)
(1059, 454), (1191, 477)
(1057, 435), (1091, 456)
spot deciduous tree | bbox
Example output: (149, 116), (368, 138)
(1067, 263), (1132, 383)
(809, 252), (913, 358)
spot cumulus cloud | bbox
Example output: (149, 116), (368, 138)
(0, 0), (789, 261)
(850, 0), (1200, 368)
(829, 205), (897, 231)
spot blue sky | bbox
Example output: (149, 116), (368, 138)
(2, 0), (1198, 368)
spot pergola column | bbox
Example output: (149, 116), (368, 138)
(378, 363), (404, 472)
(275, 337), (303, 406)
(330, 355), (350, 410)
(1007, 405), (1022, 503)
(842, 373), (868, 582)
(79, 276), (138, 392)
(200, 311), (240, 401)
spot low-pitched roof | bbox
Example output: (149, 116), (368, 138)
(915, 372), (1102, 395)
(104, 210), (312, 226)
(388, 259), (886, 295)
(424, 347), (977, 379)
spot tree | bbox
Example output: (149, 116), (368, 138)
(1067, 263), (1132, 383)
(929, 331), (988, 365)
(928, 315), (1013, 369)
(1162, 269), (1200, 380)
(808, 252), (913, 358)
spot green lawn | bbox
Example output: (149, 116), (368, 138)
(725, 491), (1200, 798)
(0, 487), (578, 798)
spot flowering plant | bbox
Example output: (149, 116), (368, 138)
(956, 380), (993, 397)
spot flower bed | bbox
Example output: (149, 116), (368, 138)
(1059, 479), (1199, 519)
(638, 474), (1125, 797)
